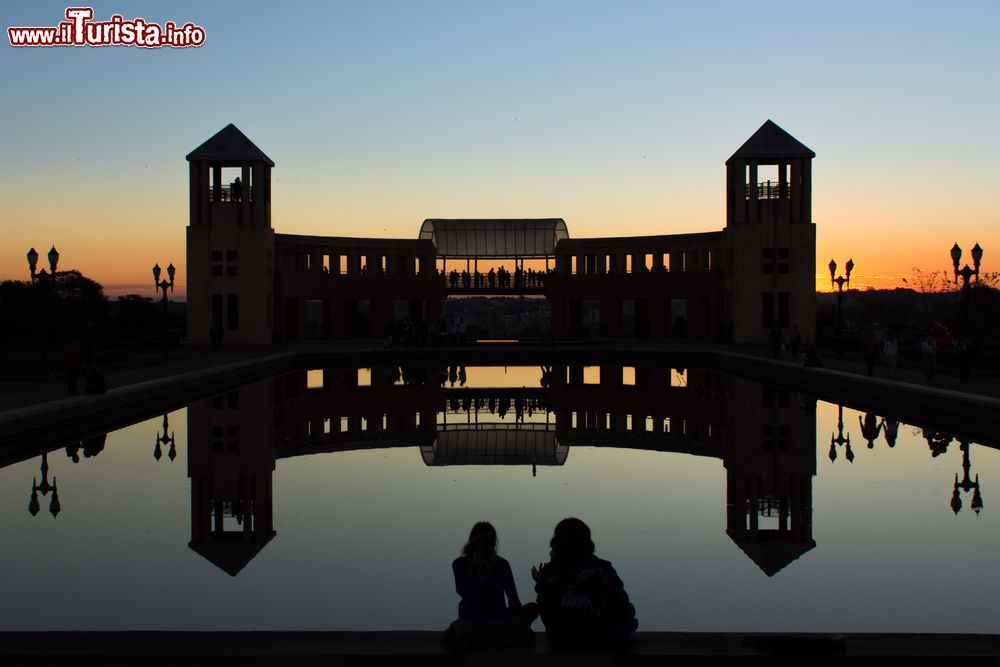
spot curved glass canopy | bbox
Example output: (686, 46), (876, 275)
(418, 219), (569, 258)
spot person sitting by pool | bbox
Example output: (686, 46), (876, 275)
(531, 517), (638, 649)
(445, 522), (537, 649)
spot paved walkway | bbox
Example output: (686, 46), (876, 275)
(1, 339), (997, 412)
(721, 341), (1000, 398)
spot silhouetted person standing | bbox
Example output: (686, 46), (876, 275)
(210, 323), (224, 350)
(956, 335), (973, 384)
(65, 340), (83, 395)
(231, 176), (242, 202)
(921, 336), (937, 382)
(445, 522), (536, 649)
(532, 518), (637, 649)
(861, 329), (880, 376)
(769, 326), (784, 358)
(788, 324), (801, 358)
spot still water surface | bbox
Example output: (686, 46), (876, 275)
(1, 365), (997, 632)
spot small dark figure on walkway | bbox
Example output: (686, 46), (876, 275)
(65, 340), (83, 395)
(83, 356), (106, 394)
(861, 329), (880, 377)
(532, 518), (637, 649)
(956, 335), (973, 385)
(788, 324), (801, 358)
(231, 176), (242, 202)
(445, 522), (537, 649)
(801, 344), (822, 368)
(210, 323), (224, 350)
(769, 326), (785, 358)
(921, 336), (937, 382)
(883, 334), (899, 378)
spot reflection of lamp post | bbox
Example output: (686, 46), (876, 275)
(829, 404), (854, 463)
(950, 242), (983, 335)
(26, 246), (60, 374)
(27, 452), (61, 518)
(154, 413), (176, 462)
(152, 263), (175, 358)
(829, 258), (853, 355)
(950, 440), (984, 515)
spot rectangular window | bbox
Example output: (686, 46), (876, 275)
(778, 263), (789, 274)
(778, 291), (790, 328)
(227, 250), (238, 262)
(227, 265), (238, 277)
(212, 265), (223, 277)
(227, 294), (239, 331)
(762, 292), (774, 328)
(211, 250), (222, 261)
(778, 247), (789, 259)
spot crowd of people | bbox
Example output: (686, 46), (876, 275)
(445, 518), (638, 650)
(444, 266), (552, 291)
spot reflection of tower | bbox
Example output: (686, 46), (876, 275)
(723, 120), (816, 344)
(186, 124), (275, 345)
(723, 377), (816, 576)
(187, 380), (276, 576)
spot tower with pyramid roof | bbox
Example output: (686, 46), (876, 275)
(186, 124), (275, 344)
(723, 120), (816, 344)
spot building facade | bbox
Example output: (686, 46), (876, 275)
(185, 121), (816, 345)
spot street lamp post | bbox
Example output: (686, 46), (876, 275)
(950, 242), (983, 335)
(26, 246), (60, 374)
(828, 258), (854, 355)
(153, 263), (175, 358)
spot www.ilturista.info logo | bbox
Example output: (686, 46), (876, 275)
(8, 7), (205, 48)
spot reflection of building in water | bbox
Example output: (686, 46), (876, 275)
(722, 377), (816, 576)
(186, 366), (817, 577)
(187, 381), (276, 576)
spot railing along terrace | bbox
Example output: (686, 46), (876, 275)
(441, 268), (552, 292)
(745, 180), (790, 200)
(211, 184), (253, 202)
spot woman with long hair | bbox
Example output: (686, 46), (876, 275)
(445, 522), (536, 648)
(531, 518), (638, 648)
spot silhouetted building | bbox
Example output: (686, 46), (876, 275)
(185, 120), (816, 344)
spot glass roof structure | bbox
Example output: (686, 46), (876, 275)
(418, 219), (569, 258)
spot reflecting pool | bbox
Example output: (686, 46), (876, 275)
(1, 364), (998, 632)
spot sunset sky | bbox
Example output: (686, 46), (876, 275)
(3, 1), (997, 298)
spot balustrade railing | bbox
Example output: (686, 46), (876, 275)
(745, 180), (791, 200)
(210, 184), (253, 202)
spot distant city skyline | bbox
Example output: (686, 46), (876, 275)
(3, 0), (997, 297)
